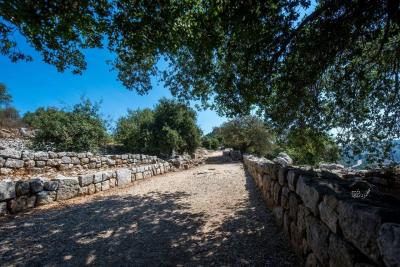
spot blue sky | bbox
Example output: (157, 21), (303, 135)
(0, 36), (227, 134)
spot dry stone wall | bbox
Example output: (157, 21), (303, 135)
(0, 148), (161, 177)
(0, 149), (206, 217)
(0, 162), (172, 216)
(243, 154), (400, 267)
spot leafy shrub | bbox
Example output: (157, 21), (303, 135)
(23, 99), (108, 152)
(114, 108), (154, 153)
(201, 135), (220, 150)
(115, 98), (201, 156)
(279, 127), (340, 165)
(0, 84), (24, 128)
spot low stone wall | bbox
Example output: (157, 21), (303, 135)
(243, 154), (400, 267)
(0, 162), (173, 216)
(0, 149), (161, 177)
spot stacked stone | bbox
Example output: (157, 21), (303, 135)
(0, 162), (172, 216)
(0, 148), (160, 176)
(243, 154), (400, 267)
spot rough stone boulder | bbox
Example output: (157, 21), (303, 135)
(116, 169), (132, 186)
(378, 223), (400, 267)
(0, 179), (16, 201)
(54, 176), (79, 200)
(0, 149), (21, 159)
(273, 152), (293, 167)
(4, 158), (24, 168)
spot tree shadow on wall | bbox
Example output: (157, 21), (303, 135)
(0, 191), (207, 266)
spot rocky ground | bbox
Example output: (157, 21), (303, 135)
(0, 151), (297, 266)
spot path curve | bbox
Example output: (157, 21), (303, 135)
(0, 152), (298, 266)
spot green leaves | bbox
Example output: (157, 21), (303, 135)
(115, 98), (201, 156)
(2, 1), (400, 161)
(23, 100), (108, 152)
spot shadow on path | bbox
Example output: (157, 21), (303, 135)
(0, 156), (298, 266)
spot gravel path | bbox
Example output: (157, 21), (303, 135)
(0, 152), (298, 266)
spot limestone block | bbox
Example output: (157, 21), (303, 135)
(101, 181), (110, 191)
(8, 195), (36, 213)
(77, 152), (86, 158)
(57, 152), (66, 157)
(24, 159), (36, 168)
(318, 194), (338, 233)
(272, 207), (283, 227)
(102, 171), (112, 181)
(94, 172), (103, 183)
(15, 181), (30, 196)
(305, 215), (330, 265)
(78, 186), (89, 196)
(297, 204), (307, 236)
(95, 183), (102, 192)
(66, 152), (77, 157)
(272, 182), (281, 205)
(110, 178), (117, 188)
(0, 157), (4, 167)
(29, 178), (44, 193)
(305, 253), (321, 267)
(0, 179), (15, 201)
(61, 156), (71, 164)
(71, 157), (80, 165)
(22, 150), (34, 160)
(328, 233), (356, 267)
(5, 158), (24, 168)
(78, 174), (94, 187)
(278, 166), (288, 186)
(281, 186), (290, 209)
(36, 160), (46, 168)
(378, 223), (400, 267)
(48, 151), (58, 159)
(88, 184), (96, 195)
(296, 176), (321, 216)
(55, 176), (79, 200)
(135, 172), (144, 180)
(288, 193), (299, 221)
(36, 191), (56, 206)
(44, 180), (59, 191)
(337, 201), (383, 263)
(0, 149), (21, 159)
(81, 158), (90, 164)
(47, 159), (61, 167)
(287, 169), (299, 191)
(34, 151), (49, 161)
(117, 169), (132, 186)
(0, 201), (7, 215)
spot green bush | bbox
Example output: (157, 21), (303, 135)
(201, 135), (220, 150)
(115, 98), (201, 156)
(23, 99), (108, 152)
(0, 84), (24, 128)
(279, 127), (340, 165)
(114, 108), (154, 153)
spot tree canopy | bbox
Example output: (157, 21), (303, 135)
(2, 1), (400, 159)
(115, 99), (201, 156)
(218, 116), (276, 157)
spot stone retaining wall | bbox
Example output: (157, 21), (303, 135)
(0, 162), (173, 216)
(243, 154), (400, 267)
(0, 149), (161, 176)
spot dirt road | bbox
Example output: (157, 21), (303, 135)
(0, 152), (297, 266)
